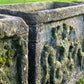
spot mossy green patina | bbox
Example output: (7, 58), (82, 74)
(41, 23), (84, 84)
(0, 36), (23, 84)
(0, 14), (28, 84)
(76, 75), (84, 84)
(0, 39), (13, 84)
(0, 43), (13, 68)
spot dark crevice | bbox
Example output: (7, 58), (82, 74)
(77, 49), (82, 67)
(28, 25), (36, 84)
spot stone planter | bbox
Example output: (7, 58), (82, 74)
(73, 1), (84, 4)
(0, 1), (84, 84)
(0, 14), (28, 84)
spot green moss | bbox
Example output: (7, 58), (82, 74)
(0, 52), (6, 68)
(0, 43), (13, 68)
(0, 70), (11, 84)
(76, 75), (84, 84)
(0, 58), (4, 68)
(0, 35), (23, 84)
(5, 46), (13, 67)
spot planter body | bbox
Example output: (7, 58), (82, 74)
(0, 1), (84, 84)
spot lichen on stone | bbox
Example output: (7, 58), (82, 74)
(41, 23), (84, 84)
(76, 75), (84, 84)
(0, 39), (14, 84)
(0, 35), (23, 84)
(0, 41), (13, 68)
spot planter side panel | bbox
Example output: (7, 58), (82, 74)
(28, 15), (84, 84)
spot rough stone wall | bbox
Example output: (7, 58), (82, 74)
(0, 14), (28, 84)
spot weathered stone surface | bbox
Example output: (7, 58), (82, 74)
(0, 1), (78, 12)
(28, 15), (84, 84)
(0, 1), (84, 84)
(0, 14), (28, 84)
(0, 1), (78, 25)
(73, 1), (84, 4)
(40, 23), (83, 84)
